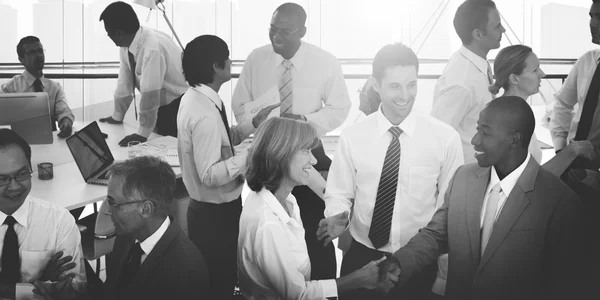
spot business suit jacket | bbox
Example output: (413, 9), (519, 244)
(394, 158), (590, 300)
(104, 217), (210, 300)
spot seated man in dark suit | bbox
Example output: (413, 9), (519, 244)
(102, 156), (209, 299)
(378, 97), (591, 300)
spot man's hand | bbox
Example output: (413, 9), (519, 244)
(375, 256), (401, 294)
(281, 113), (306, 121)
(99, 116), (123, 125)
(32, 277), (78, 300)
(316, 211), (349, 246)
(39, 251), (76, 282)
(57, 118), (73, 138)
(567, 140), (597, 161)
(252, 103), (281, 128)
(355, 256), (386, 290)
(118, 134), (147, 147)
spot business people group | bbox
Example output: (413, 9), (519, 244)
(2, 0), (597, 299)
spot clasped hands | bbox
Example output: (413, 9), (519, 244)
(31, 251), (79, 300)
(316, 212), (401, 294)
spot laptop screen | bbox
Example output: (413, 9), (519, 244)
(66, 121), (114, 181)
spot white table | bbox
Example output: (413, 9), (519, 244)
(29, 121), (181, 210)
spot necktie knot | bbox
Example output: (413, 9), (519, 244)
(389, 126), (402, 139)
(33, 78), (43, 92)
(3, 216), (16, 226)
(282, 60), (293, 70)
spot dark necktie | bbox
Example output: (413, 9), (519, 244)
(128, 51), (138, 121)
(0, 216), (21, 284)
(369, 126), (402, 249)
(575, 61), (600, 141)
(217, 103), (235, 156)
(33, 78), (57, 131)
(118, 242), (143, 295)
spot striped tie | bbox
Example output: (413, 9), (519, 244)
(279, 60), (293, 115)
(369, 126), (402, 249)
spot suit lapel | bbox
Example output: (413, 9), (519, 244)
(132, 217), (179, 286)
(478, 159), (539, 270)
(466, 167), (490, 262)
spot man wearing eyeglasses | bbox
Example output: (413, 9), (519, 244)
(100, 156), (209, 299)
(1, 36), (74, 138)
(232, 2), (351, 281)
(0, 129), (86, 299)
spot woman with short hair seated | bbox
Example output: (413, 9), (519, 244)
(238, 117), (392, 300)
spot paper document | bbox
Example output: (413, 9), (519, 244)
(165, 148), (180, 167)
(244, 86), (281, 121)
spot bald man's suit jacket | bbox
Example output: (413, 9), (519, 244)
(103, 217), (210, 299)
(393, 159), (591, 300)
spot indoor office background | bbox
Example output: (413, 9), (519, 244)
(0, 0), (596, 136)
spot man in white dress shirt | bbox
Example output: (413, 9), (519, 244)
(318, 43), (463, 300)
(232, 2), (351, 281)
(98, 1), (188, 145)
(549, 0), (600, 198)
(0, 129), (86, 299)
(431, 0), (505, 164)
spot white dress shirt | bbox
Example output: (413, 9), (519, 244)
(550, 49), (600, 149)
(177, 84), (254, 204)
(137, 217), (170, 265)
(238, 188), (337, 300)
(0, 196), (86, 293)
(431, 46), (494, 163)
(324, 108), (464, 253)
(1, 70), (75, 125)
(112, 26), (188, 137)
(481, 154), (532, 226)
(232, 41), (351, 136)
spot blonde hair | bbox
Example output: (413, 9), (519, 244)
(245, 117), (319, 193)
(489, 44), (533, 95)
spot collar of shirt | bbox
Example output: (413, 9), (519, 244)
(0, 195), (30, 228)
(486, 154), (532, 197)
(136, 216), (170, 256)
(274, 41), (307, 70)
(374, 106), (416, 139)
(22, 70), (45, 89)
(192, 84), (222, 108)
(128, 26), (145, 56)
(258, 187), (300, 225)
(458, 45), (489, 76)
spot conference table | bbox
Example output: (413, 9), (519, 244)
(29, 121), (181, 210)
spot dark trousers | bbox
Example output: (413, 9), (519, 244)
(156, 94), (183, 137)
(188, 198), (242, 300)
(340, 239), (437, 300)
(292, 142), (337, 281)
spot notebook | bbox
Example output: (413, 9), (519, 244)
(66, 121), (115, 185)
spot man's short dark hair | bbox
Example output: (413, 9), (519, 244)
(0, 129), (32, 167)
(16, 36), (40, 58)
(182, 35), (229, 86)
(274, 2), (307, 27)
(99, 1), (140, 35)
(108, 156), (176, 216)
(485, 96), (535, 148)
(453, 0), (497, 45)
(372, 43), (419, 82)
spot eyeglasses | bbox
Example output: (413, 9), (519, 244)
(24, 49), (46, 56)
(0, 171), (32, 186)
(268, 25), (301, 38)
(106, 197), (143, 208)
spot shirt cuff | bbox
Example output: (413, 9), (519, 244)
(137, 126), (153, 138)
(112, 111), (125, 122)
(321, 279), (338, 298)
(16, 283), (35, 300)
(552, 137), (568, 150)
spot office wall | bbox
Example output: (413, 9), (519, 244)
(0, 0), (595, 134)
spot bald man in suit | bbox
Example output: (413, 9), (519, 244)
(378, 96), (591, 300)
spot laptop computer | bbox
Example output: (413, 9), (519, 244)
(66, 121), (114, 185)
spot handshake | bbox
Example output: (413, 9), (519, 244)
(317, 212), (401, 295)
